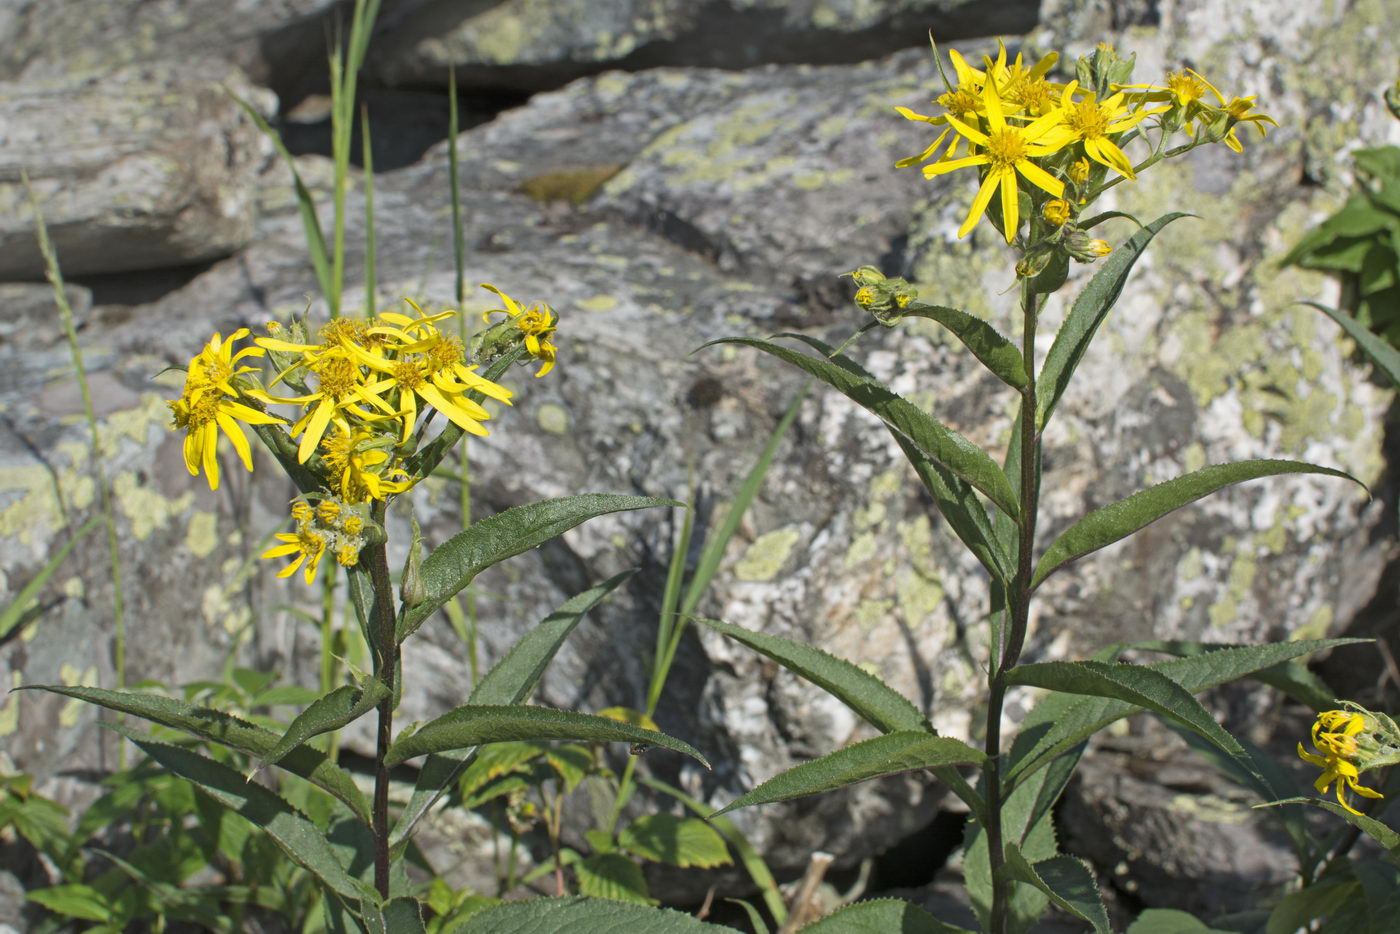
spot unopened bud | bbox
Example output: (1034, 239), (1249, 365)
(1042, 199), (1071, 226)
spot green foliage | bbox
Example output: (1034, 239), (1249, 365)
(794, 897), (973, 933)
(450, 895), (741, 932)
(1284, 146), (1400, 347)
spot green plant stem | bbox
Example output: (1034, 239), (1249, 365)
(986, 281), (1042, 934)
(365, 500), (399, 899)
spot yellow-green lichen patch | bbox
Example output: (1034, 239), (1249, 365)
(896, 566), (943, 629)
(0, 671), (20, 736)
(0, 466), (65, 547)
(465, 8), (525, 63)
(58, 663), (98, 728)
(845, 530), (878, 567)
(578, 294), (620, 313)
(1292, 603), (1333, 642)
(852, 501), (886, 531)
(854, 598), (894, 632)
(537, 403), (569, 435)
(103, 393), (167, 448)
(112, 472), (194, 542)
(184, 510), (218, 558)
(735, 527), (802, 581)
(519, 164), (622, 204)
(1207, 548), (1258, 629)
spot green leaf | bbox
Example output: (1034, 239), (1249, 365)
(383, 705), (709, 769)
(710, 336), (1019, 518)
(1031, 459), (1363, 588)
(1265, 879), (1358, 934)
(796, 897), (974, 933)
(0, 514), (101, 640)
(253, 679), (390, 775)
(398, 495), (676, 640)
(1004, 660), (1258, 785)
(390, 574), (630, 847)
(363, 897), (426, 934)
(620, 814), (731, 868)
(696, 618), (930, 734)
(27, 884), (113, 922)
(451, 895), (740, 932)
(1259, 797), (1400, 854)
(112, 726), (373, 901)
(1038, 212), (1191, 429)
(712, 731), (983, 818)
(1003, 845), (1109, 934)
(1005, 640), (1365, 788)
(1132, 640), (1341, 712)
(1306, 301), (1400, 386)
(726, 899), (772, 934)
(574, 853), (655, 905)
(20, 684), (370, 822)
(899, 303), (1028, 388)
(639, 775), (788, 926)
(1126, 908), (1236, 933)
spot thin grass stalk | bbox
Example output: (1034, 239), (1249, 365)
(361, 104), (377, 318)
(26, 178), (128, 765)
(448, 65), (465, 307)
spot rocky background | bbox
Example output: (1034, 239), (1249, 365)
(2, 0), (1399, 927)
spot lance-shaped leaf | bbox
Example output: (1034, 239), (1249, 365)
(1037, 212), (1191, 430)
(251, 679), (390, 777)
(1305, 301), (1400, 386)
(398, 495), (676, 641)
(709, 336), (1019, 518)
(711, 731), (983, 818)
(390, 573), (631, 847)
(21, 684), (369, 822)
(1005, 660), (1259, 787)
(899, 303), (1028, 388)
(384, 705), (708, 770)
(697, 618), (929, 734)
(1003, 845), (1110, 934)
(451, 895), (740, 932)
(1031, 459), (1363, 589)
(796, 898), (975, 933)
(112, 726), (373, 901)
(363, 897), (427, 934)
(1005, 640), (1365, 789)
(773, 334), (1012, 583)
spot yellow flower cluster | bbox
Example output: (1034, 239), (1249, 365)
(1298, 709), (1384, 815)
(167, 284), (558, 584)
(897, 41), (1276, 245)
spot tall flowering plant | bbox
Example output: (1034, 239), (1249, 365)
(693, 41), (1376, 933)
(27, 287), (706, 928)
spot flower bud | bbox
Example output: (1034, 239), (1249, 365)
(1042, 199), (1071, 226)
(845, 265), (887, 288)
(1068, 157), (1091, 186)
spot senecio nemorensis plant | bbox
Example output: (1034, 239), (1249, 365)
(26, 37), (1396, 934)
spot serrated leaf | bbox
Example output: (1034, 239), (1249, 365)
(710, 336), (1019, 517)
(20, 685), (369, 822)
(797, 897), (973, 933)
(1004, 660), (1259, 786)
(1306, 301), (1400, 386)
(899, 303), (1028, 387)
(383, 705), (709, 770)
(112, 726), (373, 901)
(713, 732), (983, 818)
(1031, 460), (1364, 588)
(1259, 797), (1400, 853)
(1038, 212), (1191, 429)
(390, 573), (630, 847)
(1003, 846), (1109, 934)
(26, 884), (112, 921)
(451, 895), (740, 932)
(697, 618), (929, 734)
(620, 814), (731, 868)
(965, 750), (1059, 934)
(253, 679), (390, 775)
(574, 853), (655, 905)
(1126, 908), (1235, 933)
(398, 496), (676, 640)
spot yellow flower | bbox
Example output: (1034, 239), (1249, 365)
(1068, 157), (1092, 185)
(480, 284), (559, 377)
(1055, 81), (1158, 180)
(925, 82), (1070, 242)
(261, 525), (328, 585)
(1211, 94), (1278, 153)
(168, 330), (284, 491)
(1299, 709), (1384, 815)
(320, 422), (414, 503)
(1042, 199), (1071, 226)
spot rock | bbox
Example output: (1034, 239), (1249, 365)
(368, 0), (1040, 91)
(1, 0), (1398, 903)
(0, 63), (274, 280)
